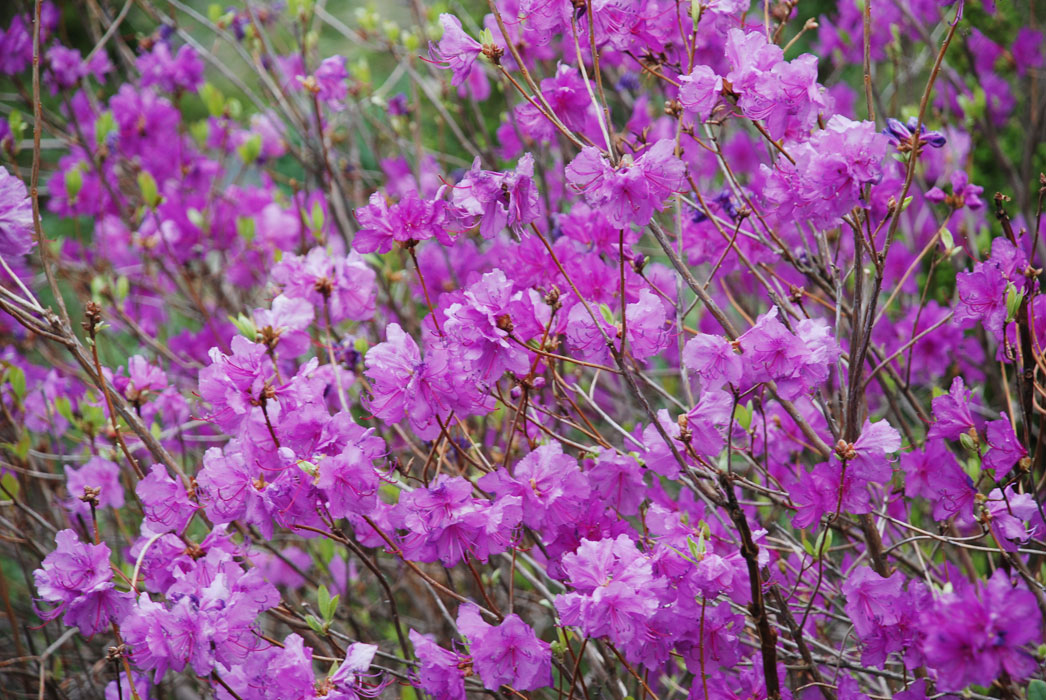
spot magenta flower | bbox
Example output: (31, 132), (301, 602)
(316, 443), (381, 519)
(625, 289), (670, 360)
(198, 335), (279, 434)
(842, 566), (907, 638)
(921, 570), (1040, 690)
(136, 465), (197, 534)
(429, 14), (484, 89)
(478, 442), (590, 530)
(0, 165), (34, 257)
(900, 439), (975, 522)
(252, 294), (315, 357)
(982, 413), (1026, 476)
(272, 248), (376, 323)
(138, 43), (204, 93)
(34, 530), (132, 636)
(408, 629), (467, 700)
(679, 65), (723, 122)
(398, 475), (522, 566)
(566, 139), (686, 228)
(354, 190), (448, 254)
(64, 456), (125, 517)
(925, 170), (984, 210)
(456, 604), (551, 691)
(929, 376), (977, 440)
(313, 55), (349, 110)
(451, 154), (540, 239)
(954, 259), (1008, 339)
(556, 535), (664, 649)
(683, 333), (743, 391)
(364, 323), (459, 441)
(847, 419), (902, 482)
(586, 448), (645, 516)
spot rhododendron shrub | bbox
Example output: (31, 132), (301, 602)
(1, 1), (1046, 699)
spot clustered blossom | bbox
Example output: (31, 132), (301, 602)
(3, 1), (1045, 700)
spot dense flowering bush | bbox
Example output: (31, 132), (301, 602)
(0, 0), (1045, 699)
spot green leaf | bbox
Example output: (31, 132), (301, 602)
(1027, 679), (1046, 700)
(310, 202), (325, 235)
(812, 529), (833, 558)
(236, 216), (256, 243)
(137, 171), (160, 208)
(1005, 282), (1023, 322)
(686, 531), (705, 561)
(305, 614), (325, 634)
(55, 396), (74, 424)
(94, 111), (116, 150)
(114, 276), (130, 303)
(64, 166), (84, 202)
(6, 366), (26, 400)
(735, 401), (753, 431)
(237, 134), (262, 164)
(200, 82), (224, 118)
(228, 314), (257, 340)
(1, 472), (20, 499)
(318, 585), (331, 621)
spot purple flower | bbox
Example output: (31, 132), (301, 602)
(0, 165), (34, 257)
(842, 566), (906, 638)
(443, 269), (531, 379)
(925, 170), (984, 210)
(478, 442), (590, 530)
(313, 55), (349, 110)
(683, 333), (742, 391)
(625, 289), (670, 360)
(456, 604), (551, 691)
(399, 475), (522, 566)
(928, 376), (977, 440)
(900, 439), (975, 522)
(46, 46), (87, 92)
(429, 14), (484, 88)
(198, 335), (279, 434)
(354, 191), (448, 254)
(324, 642), (381, 700)
(138, 43), (204, 93)
(316, 443), (381, 519)
(954, 259), (1008, 339)
(791, 459), (872, 528)
(586, 448), (645, 516)
(115, 355), (168, 404)
(252, 294), (315, 357)
(921, 570), (1039, 690)
(882, 117), (947, 150)
(1013, 28), (1045, 77)
(982, 413), (1026, 477)
(409, 629), (467, 700)
(123, 567), (278, 682)
(984, 486), (1037, 548)
(847, 419), (902, 482)
(272, 248), (376, 324)
(364, 323), (459, 441)
(556, 536), (663, 649)
(34, 530), (132, 636)
(678, 66), (723, 122)
(137, 465), (197, 534)
(451, 154), (541, 239)
(566, 139), (686, 228)
(64, 456), (125, 517)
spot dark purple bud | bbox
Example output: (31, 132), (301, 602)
(388, 93), (409, 117)
(616, 73), (639, 92)
(922, 129), (947, 148)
